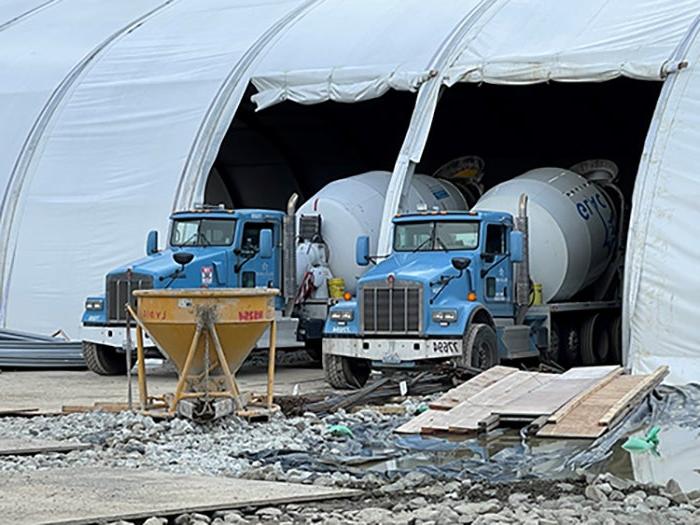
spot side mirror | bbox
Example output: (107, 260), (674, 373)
(510, 231), (525, 263)
(259, 229), (273, 259)
(451, 257), (471, 271)
(173, 251), (194, 267)
(146, 230), (158, 256)
(355, 235), (370, 266)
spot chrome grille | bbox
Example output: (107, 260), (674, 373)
(106, 273), (153, 322)
(361, 281), (421, 334)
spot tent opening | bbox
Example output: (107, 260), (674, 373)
(204, 85), (416, 210)
(419, 78), (663, 365)
(419, 78), (662, 205)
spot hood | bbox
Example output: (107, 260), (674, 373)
(107, 246), (230, 287)
(360, 251), (471, 288)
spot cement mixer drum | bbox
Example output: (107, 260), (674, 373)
(474, 167), (618, 302)
(296, 171), (468, 294)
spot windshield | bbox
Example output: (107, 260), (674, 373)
(170, 219), (236, 247)
(394, 221), (479, 252)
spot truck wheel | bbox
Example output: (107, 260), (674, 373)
(609, 315), (622, 364)
(463, 323), (499, 370)
(581, 314), (609, 365)
(82, 341), (127, 376)
(322, 353), (370, 389)
(564, 327), (580, 366)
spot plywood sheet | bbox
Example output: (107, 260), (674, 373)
(0, 439), (89, 456)
(429, 366), (518, 410)
(494, 366), (622, 417)
(0, 468), (360, 525)
(537, 375), (649, 438)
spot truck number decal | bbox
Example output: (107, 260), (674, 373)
(433, 340), (459, 353)
(238, 310), (264, 321)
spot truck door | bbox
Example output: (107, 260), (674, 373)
(236, 221), (279, 288)
(482, 223), (513, 317)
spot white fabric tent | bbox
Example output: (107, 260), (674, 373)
(1, 0), (699, 383)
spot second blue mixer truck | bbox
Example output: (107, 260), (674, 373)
(323, 161), (624, 388)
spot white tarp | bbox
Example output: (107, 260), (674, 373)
(447, 0), (700, 85)
(626, 23), (700, 385)
(0, 0), (308, 335)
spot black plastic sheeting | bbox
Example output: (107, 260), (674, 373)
(239, 385), (700, 483)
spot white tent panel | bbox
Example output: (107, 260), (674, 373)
(0, 0), (58, 28)
(447, 0), (700, 85)
(251, 0), (482, 109)
(0, 0), (162, 212)
(626, 31), (700, 385)
(3, 0), (305, 336)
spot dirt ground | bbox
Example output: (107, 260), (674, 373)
(0, 361), (329, 414)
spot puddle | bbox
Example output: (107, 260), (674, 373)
(362, 386), (700, 488)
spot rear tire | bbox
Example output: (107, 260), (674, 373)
(462, 323), (499, 370)
(322, 353), (370, 389)
(82, 341), (128, 376)
(609, 315), (622, 364)
(581, 313), (610, 365)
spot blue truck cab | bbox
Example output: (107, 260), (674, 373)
(322, 208), (531, 388)
(81, 206), (293, 374)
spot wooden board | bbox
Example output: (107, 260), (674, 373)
(494, 366), (622, 417)
(0, 468), (360, 525)
(547, 366), (623, 423)
(445, 371), (557, 433)
(537, 368), (666, 439)
(394, 365), (518, 434)
(428, 366), (518, 410)
(0, 439), (90, 456)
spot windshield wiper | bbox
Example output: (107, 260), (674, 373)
(411, 236), (433, 253)
(435, 236), (449, 252)
(197, 231), (211, 246)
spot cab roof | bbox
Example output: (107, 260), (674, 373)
(170, 208), (285, 221)
(392, 209), (512, 223)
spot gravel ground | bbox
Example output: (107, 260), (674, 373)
(1, 405), (699, 524)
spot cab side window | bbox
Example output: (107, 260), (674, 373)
(241, 222), (274, 253)
(485, 224), (506, 254)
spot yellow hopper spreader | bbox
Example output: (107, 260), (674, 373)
(127, 288), (279, 420)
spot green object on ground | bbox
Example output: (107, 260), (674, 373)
(327, 424), (354, 438)
(416, 403), (429, 414)
(623, 426), (661, 452)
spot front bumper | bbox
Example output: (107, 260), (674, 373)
(323, 337), (462, 365)
(81, 325), (157, 351)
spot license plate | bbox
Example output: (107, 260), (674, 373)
(431, 340), (461, 354)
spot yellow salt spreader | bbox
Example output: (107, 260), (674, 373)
(127, 288), (279, 421)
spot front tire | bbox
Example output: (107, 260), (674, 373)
(322, 353), (370, 389)
(462, 323), (499, 370)
(82, 341), (128, 376)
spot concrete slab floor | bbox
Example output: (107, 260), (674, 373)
(0, 467), (360, 525)
(0, 364), (329, 413)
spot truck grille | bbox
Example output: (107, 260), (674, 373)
(361, 281), (421, 334)
(106, 273), (153, 322)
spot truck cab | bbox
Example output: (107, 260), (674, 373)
(323, 209), (529, 388)
(81, 207), (288, 374)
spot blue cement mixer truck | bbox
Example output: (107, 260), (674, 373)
(323, 162), (624, 388)
(80, 171), (469, 375)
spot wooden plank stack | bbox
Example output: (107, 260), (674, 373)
(395, 365), (668, 439)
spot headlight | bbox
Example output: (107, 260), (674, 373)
(432, 309), (458, 323)
(330, 310), (354, 322)
(85, 299), (104, 311)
